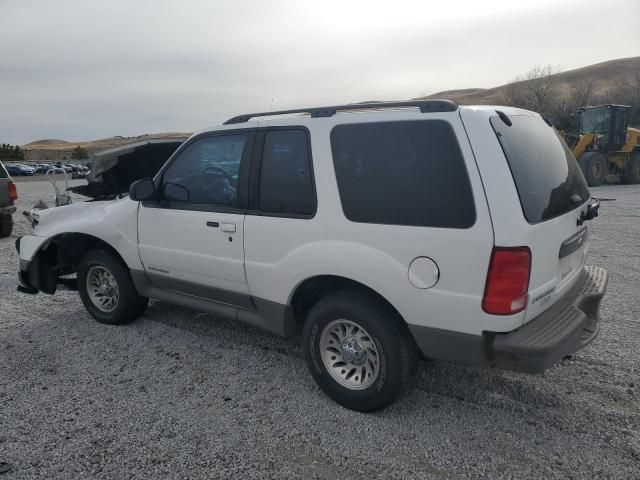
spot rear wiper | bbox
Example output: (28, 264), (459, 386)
(577, 201), (600, 226)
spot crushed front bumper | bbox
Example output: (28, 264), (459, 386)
(490, 265), (608, 373)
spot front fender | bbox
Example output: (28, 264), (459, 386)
(26, 198), (142, 270)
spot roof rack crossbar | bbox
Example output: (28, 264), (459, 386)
(223, 99), (458, 125)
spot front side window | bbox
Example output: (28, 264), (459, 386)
(162, 134), (246, 207)
(330, 120), (476, 228)
(258, 129), (315, 216)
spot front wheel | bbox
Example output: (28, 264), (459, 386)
(303, 290), (417, 412)
(78, 249), (148, 325)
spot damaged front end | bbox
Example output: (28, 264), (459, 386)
(17, 136), (187, 295)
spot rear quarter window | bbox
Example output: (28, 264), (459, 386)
(330, 120), (476, 228)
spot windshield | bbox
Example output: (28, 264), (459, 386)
(491, 114), (590, 223)
(580, 108), (610, 135)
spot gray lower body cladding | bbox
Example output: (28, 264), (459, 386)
(410, 265), (608, 373)
(129, 270), (297, 338)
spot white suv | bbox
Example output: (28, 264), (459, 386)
(16, 100), (607, 411)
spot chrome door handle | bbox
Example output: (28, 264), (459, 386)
(220, 223), (236, 233)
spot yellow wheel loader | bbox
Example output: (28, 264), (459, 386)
(573, 104), (640, 186)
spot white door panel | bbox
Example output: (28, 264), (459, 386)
(138, 206), (247, 292)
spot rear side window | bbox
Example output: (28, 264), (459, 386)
(491, 115), (590, 223)
(258, 129), (315, 216)
(330, 120), (476, 228)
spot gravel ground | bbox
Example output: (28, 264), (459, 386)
(1, 179), (639, 479)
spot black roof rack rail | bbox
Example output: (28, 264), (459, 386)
(223, 99), (458, 125)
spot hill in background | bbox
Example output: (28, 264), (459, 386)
(418, 57), (639, 106)
(24, 132), (191, 161)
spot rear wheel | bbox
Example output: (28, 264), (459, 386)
(78, 249), (148, 325)
(621, 152), (640, 185)
(303, 290), (417, 412)
(579, 151), (607, 187)
(0, 214), (12, 238)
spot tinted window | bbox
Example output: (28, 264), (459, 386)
(491, 115), (590, 223)
(330, 120), (475, 228)
(162, 134), (246, 207)
(258, 130), (315, 215)
(0, 162), (7, 179)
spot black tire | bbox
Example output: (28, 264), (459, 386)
(303, 290), (418, 412)
(0, 214), (12, 238)
(578, 151), (607, 187)
(621, 151), (640, 185)
(77, 249), (148, 325)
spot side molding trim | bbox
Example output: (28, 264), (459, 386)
(130, 269), (296, 338)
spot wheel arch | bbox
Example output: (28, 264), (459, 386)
(35, 232), (128, 271)
(289, 274), (409, 329)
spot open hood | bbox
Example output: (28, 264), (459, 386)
(68, 137), (188, 199)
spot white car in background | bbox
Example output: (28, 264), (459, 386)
(16, 100), (607, 411)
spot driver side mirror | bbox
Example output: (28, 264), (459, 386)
(129, 178), (156, 201)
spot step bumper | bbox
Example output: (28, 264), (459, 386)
(490, 265), (608, 373)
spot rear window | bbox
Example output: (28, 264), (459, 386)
(0, 162), (7, 178)
(330, 120), (476, 228)
(491, 115), (590, 223)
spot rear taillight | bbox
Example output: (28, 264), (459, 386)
(482, 247), (531, 315)
(8, 182), (17, 202)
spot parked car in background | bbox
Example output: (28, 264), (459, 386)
(0, 160), (17, 237)
(72, 169), (88, 179)
(17, 164), (36, 174)
(54, 163), (73, 173)
(35, 163), (53, 173)
(5, 164), (35, 176)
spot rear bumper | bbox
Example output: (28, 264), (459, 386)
(409, 265), (608, 373)
(490, 265), (607, 373)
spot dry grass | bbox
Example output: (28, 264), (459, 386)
(417, 56), (640, 105)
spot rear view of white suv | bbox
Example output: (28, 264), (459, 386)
(16, 100), (607, 411)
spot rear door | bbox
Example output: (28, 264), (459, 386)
(474, 110), (592, 323)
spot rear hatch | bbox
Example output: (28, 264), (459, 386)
(488, 112), (592, 323)
(0, 161), (13, 206)
(460, 106), (590, 331)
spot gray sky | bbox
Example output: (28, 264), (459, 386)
(1, 0), (638, 145)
